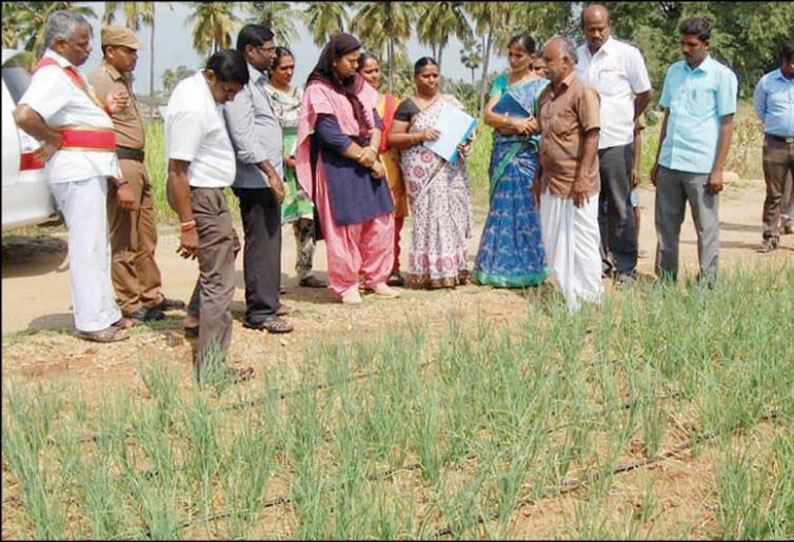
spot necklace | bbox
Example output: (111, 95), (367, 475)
(508, 69), (532, 86)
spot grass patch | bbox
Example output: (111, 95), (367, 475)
(142, 101), (763, 226)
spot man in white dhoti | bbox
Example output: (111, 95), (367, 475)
(535, 37), (603, 310)
(13, 10), (133, 342)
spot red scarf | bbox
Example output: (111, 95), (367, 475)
(31, 57), (116, 151)
(33, 57), (106, 111)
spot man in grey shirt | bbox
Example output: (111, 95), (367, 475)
(223, 24), (293, 333)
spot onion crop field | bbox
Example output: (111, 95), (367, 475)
(3, 264), (793, 539)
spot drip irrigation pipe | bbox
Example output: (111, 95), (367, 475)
(111, 391), (685, 539)
(63, 352), (653, 447)
(432, 412), (778, 538)
(61, 359), (437, 446)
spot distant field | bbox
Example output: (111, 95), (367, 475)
(145, 101), (765, 224)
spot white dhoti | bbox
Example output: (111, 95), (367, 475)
(540, 189), (603, 311)
(50, 177), (121, 332)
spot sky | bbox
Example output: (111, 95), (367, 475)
(77, 2), (509, 95)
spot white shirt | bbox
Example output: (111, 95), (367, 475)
(576, 37), (652, 149)
(165, 72), (236, 188)
(18, 49), (121, 184)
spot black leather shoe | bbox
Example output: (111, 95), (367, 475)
(144, 306), (165, 321)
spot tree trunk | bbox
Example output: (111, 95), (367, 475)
(471, 67), (475, 85)
(438, 45), (444, 73)
(388, 38), (394, 94)
(479, 28), (493, 115)
(431, 43), (437, 60)
(149, 5), (155, 120)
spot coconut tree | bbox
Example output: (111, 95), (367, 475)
(2, 3), (23, 48)
(187, 2), (239, 59)
(460, 36), (482, 85)
(416, 2), (470, 71)
(464, 2), (518, 114)
(161, 68), (177, 97)
(302, 2), (348, 47)
(103, 2), (173, 119)
(245, 2), (301, 46)
(14, 2), (96, 58)
(352, 2), (415, 93)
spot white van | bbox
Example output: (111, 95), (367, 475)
(2, 49), (58, 232)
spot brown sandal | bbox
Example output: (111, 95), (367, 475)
(76, 326), (130, 343)
(112, 317), (136, 329)
(387, 273), (405, 287)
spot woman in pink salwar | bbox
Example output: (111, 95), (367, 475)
(295, 34), (399, 304)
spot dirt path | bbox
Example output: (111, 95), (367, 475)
(2, 178), (792, 390)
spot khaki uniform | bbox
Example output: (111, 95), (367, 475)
(87, 61), (165, 315)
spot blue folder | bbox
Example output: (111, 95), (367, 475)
(492, 91), (531, 118)
(423, 104), (477, 164)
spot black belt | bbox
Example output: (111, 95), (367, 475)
(766, 134), (794, 144)
(116, 146), (145, 161)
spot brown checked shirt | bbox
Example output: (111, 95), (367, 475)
(87, 61), (145, 150)
(537, 72), (601, 198)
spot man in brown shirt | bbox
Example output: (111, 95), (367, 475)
(535, 36), (604, 310)
(88, 26), (183, 323)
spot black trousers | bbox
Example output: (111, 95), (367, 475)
(233, 187), (282, 325)
(598, 143), (638, 275)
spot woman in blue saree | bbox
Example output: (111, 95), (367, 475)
(472, 33), (548, 288)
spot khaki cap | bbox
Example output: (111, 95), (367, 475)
(101, 25), (144, 50)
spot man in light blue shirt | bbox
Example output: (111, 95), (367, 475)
(752, 39), (794, 251)
(651, 17), (737, 286)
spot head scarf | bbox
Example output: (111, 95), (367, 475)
(307, 33), (371, 139)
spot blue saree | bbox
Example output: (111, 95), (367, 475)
(472, 76), (549, 288)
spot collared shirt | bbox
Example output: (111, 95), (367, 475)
(87, 60), (145, 149)
(165, 72), (236, 188)
(753, 68), (794, 138)
(537, 73), (601, 198)
(576, 36), (652, 149)
(659, 54), (738, 174)
(222, 62), (283, 189)
(18, 49), (121, 184)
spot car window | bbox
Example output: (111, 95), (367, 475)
(2, 66), (31, 104)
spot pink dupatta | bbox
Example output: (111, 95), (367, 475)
(294, 79), (378, 199)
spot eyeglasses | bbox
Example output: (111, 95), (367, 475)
(257, 44), (275, 54)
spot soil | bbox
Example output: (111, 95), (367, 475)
(1, 177), (792, 538)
